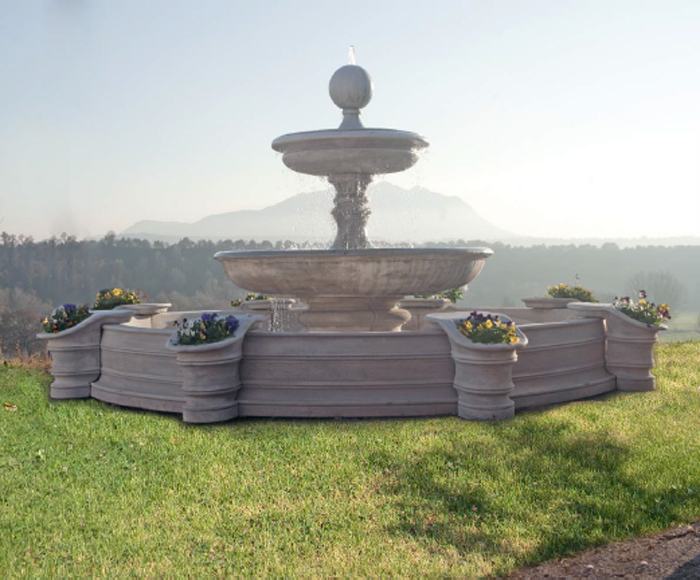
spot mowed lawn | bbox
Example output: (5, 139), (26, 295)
(1, 343), (699, 578)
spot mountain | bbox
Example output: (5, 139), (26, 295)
(120, 182), (517, 244)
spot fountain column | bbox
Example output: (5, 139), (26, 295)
(329, 173), (373, 250)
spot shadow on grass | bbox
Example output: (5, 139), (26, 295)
(369, 416), (699, 574)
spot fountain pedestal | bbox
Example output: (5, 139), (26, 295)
(329, 173), (372, 250)
(298, 295), (410, 332)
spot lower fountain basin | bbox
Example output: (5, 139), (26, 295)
(214, 247), (492, 296)
(214, 247), (493, 331)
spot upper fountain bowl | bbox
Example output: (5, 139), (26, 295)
(271, 128), (428, 176)
(271, 62), (429, 176)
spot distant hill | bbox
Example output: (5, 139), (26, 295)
(120, 182), (518, 244)
(120, 182), (700, 247)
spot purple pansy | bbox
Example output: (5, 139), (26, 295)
(224, 315), (239, 333)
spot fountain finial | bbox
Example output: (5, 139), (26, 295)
(329, 63), (373, 130)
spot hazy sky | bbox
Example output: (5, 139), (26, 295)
(1, 1), (699, 240)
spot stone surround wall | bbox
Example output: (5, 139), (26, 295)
(38, 307), (653, 422)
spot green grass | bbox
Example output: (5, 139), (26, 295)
(2, 343), (700, 577)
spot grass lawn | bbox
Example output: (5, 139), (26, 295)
(1, 343), (699, 577)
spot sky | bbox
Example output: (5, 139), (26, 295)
(1, 0), (699, 241)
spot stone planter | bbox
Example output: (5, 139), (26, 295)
(427, 312), (528, 420)
(568, 303), (667, 392)
(37, 309), (134, 399)
(522, 297), (578, 309)
(399, 298), (453, 331)
(114, 303), (172, 319)
(520, 297), (580, 323)
(166, 315), (261, 423)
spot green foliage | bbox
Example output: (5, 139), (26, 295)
(455, 311), (519, 344)
(441, 287), (464, 304)
(0, 344), (699, 576)
(614, 291), (671, 326)
(93, 288), (144, 310)
(231, 292), (270, 308)
(414, 286), (464, 304)
(173, 313), (240, 345)
(547, 282), (598, 302)
(41, 304), (91, 333)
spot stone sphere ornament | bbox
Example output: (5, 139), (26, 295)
(329, 64), (373, 111)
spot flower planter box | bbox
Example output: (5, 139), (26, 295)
(115, 303), (172, 319)
(568, 303), (667, 391)
(37, 310), (134, 399)
(521, 297), (578, 309)
(520, 297), (580, 323)
(166, 315), (261, 423)
(427, 312), (528, 420)
(399, 298), (453, 331)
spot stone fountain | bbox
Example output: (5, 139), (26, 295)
(38, 56), (662, 423)
(215, 61), (493, 331)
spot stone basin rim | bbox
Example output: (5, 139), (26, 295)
(214, 247), (494, 261)
(272, 128), (429, 151)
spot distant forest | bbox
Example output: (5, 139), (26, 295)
(1, 231), (698, 355)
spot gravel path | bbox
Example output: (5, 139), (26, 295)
(506, 522), (700, 579)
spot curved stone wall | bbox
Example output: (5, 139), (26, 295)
(237, 330), (456, 417)
(92, 325), (184, 413)
(513, 318), (615, 409)
(82, 311), (620, 421)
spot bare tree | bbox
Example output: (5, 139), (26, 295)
(0, 309), (43, 357)
(625, 271), (688, 311)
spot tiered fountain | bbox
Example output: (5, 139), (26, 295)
(41, 56), (663, 423)
(215, 60), (492, 332)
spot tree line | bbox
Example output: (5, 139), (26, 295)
(1, 232), (698, 356)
